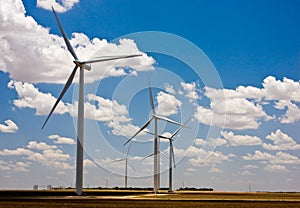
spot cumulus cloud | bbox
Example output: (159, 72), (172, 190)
(274, 100), (300, 123)
(208, 166), (222, 173)
(243, 150), (300, 165)
(262, 76), (300, 101)
(180, 82), (199, 101)
(238, 170), (255, 175)
(156, 91), (182, 116)
(194, 97), (272, 130)
(0, 141), (73, 171)
(0, 148), (33, 156)
(164, 83), (176, 95)
(8, 80), (70, 116)
(221, 131), (262, 146)
(194, 76), (300, 130)
(194, 138), (227, 147)
(0, 119), (18, 133)
(174, 146), (235, 167)
(241, 164), (258, 170)
(27, 141), (57, 150)
(264, 164), (288, 172)
(48, 134), (75, 144)
(0, 0), (155, 84)
(84, 94), (131, 123)
(262, 129), (300, 150)
(0, 160), (31, 172)
(8, 80), (141, 138)
(204, 76), (300, 102)
(37, 0), (79, 13)
(83, 159), (97, 168)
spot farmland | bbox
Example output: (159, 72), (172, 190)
(0, 190), (300, 208)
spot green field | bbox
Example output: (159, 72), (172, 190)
(0, 190), (299, 208)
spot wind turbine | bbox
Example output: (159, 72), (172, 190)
(155, 119), (190, 193)
(42, 7), (141, 195)
(124, 78), (185, 194)
(113, 143), (135, 188)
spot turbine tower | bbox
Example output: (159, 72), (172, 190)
(124, 79), (184, 194)
(42, 7), (141, 195)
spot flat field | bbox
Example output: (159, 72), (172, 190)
(0, 190), (299, 208)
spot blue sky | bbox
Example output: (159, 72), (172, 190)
(1, 0), (300, 191)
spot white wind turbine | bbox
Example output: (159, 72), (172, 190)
(155, 119), (190, 193)
(113, 143), (135, 188)
(42, 7), (141, 195)
(124, 79), (185, 194)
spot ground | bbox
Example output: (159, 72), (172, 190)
(0, 190), (300, 207)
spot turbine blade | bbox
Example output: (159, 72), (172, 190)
(158, 135), (171, 140)
(144, 130), (154, 136)
(170, 118), (192, 138)
(159, 150), (168, 159)
(123, 117), (153, 146)
(82, 54), (142, 64)
(52, 7), (78, 60)
(146, 130), (172, 140)
(142, 153), (154, 160)
(154, 115), (182, 126)
(148, 78), (156, 114)
(112, 158), (126, 162)
(42, 66), (78, 129)
(170, 142), (176, 168)
(128, 162), (136, 172)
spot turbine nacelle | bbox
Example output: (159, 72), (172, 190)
(73, 60), (91, 71)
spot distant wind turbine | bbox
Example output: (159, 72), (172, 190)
(113, 143), (135, 188)
(154, 118), (190, 193)
(124, 78), (185, 194)
(42, 7), (141, 195)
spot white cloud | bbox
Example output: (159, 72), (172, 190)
(194, 76), (300, 130)
(27, 141), (57, 150)
(164, 83), (176, 95)
(83, 159), (97, 168)
(243, 150), (300, 165)
(0, 141), (73, 171)
(194, 138), (227, 147)
(173, 146), (235, 167)
(262, 129), (300, 150)
(264, 164), (288, 172)
(194, 97), (271, 130)
(85, 94), (130, 123)
(107, 121), (142, 138)
(204, 76), (300, 102)
(241, 164), (258, 170)
(48, 134), (75, 144)
(195, 86), (274, 130)
(9, 80), (141, 138)
(0, 160), (31, 172)
(0, 119), (18, 133)
(208, 166), (222, 173)
(0, 148), (33, 156)
(156, 91), (182, 116)
(262, 76), (300, 101)
(221, 131), (262, 146)
(238, 170), (255, 175)
(37, 0), (79, 13)
(0, 0), (155, 84)
(274, 100), (300, 123)
(180, 82), (199, 101)
(8, 80), (70, 116)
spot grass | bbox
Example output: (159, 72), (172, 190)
(0, 190), (299, 208)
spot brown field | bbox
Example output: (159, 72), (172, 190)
(0, 190), (300, 208)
